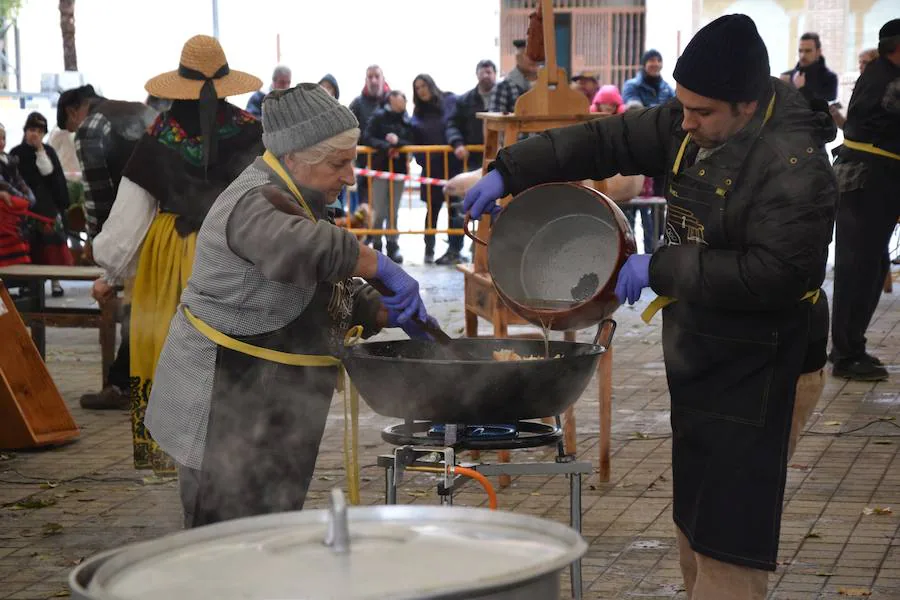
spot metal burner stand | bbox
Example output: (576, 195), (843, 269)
(377, 416), (592, 600)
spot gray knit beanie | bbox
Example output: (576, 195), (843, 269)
(262, 83), (358, 156)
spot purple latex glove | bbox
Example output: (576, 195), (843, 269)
(614, 254), (652, 305)
(463, 170), (505, 219)
(377, 251), (427, 325)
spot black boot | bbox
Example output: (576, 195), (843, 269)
(832, 358), (888, 382)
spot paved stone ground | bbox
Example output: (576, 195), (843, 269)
(1, 244), (898, 599)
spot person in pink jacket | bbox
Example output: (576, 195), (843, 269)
(590, 85), (628, 115)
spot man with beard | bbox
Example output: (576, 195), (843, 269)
(349, 65), (390, 208)
(447, 59), (497, 171)
(465, 15), (836, 598)
(490, 40), (538, 114)
(780, 32), (838, 104)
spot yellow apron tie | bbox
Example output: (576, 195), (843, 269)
(262, 151), (318, 221)
(183, 306), (364, 505)
(252, 153), (365, 504)
(842, 139), (900, 161)
(641, 296), (677, 324)
(640, 290), (820, 324)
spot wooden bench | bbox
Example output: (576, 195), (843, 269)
(0, 265), (117, 388)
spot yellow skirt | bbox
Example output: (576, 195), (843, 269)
(130, 213), (196, 475)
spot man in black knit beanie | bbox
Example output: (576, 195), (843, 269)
(464, 14), (837, 599)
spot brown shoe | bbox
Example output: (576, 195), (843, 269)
(80, 385), (129, 410)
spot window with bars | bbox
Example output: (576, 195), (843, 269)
(500, 0), (646, 92)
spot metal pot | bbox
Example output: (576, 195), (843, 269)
(70, 489), (586, 600)
(466, 182), (636, 331)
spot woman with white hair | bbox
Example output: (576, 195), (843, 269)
(147, 83), (434, 527)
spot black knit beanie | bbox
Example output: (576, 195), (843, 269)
(880, 19), (900, 40)
(673, 14), (770, 103)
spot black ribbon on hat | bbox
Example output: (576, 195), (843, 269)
(177, 63), (230, 171)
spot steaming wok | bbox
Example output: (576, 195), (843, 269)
(343, 321), (615, 423)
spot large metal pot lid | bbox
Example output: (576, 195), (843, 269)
(79, 489), (586, 600)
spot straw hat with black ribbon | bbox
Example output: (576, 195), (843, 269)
(145, 35), (262, 169)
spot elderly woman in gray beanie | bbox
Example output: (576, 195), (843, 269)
(146, 83), (435, 527)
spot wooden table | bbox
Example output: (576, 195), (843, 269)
(0, 265), (117, 387)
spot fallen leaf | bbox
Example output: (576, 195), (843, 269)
(142, 475), (175, 486)
(52, 591), (70, 598)
(317, 476), (333, 481)
(39, 481), (59, 489)
(76, 498), (95, 503)
(588, 485), (596, 491)
(7, 498), (57, 510)
(805, 532), (821, 539)
(838, 588), (872, 597)
(0, 453), (14, 461)
(815, 571), (836, 577)
(789, 464), (810, 471)
(874, 441), (893, 445)
(42, 522), (63, 536)
(878, 416), (896, 421)
(824, 420), (842, 426)
(862, 506), (892, 515)
(530, 492), (541, 496)
(630, 432), (649, 439)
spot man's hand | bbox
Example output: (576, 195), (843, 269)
(614, 254), (652, 305)
(0, 191), (11, 207)
(792, 71), (806, 89)
(91, 278), (116, 303)
(385, 133), (399, 145)
(454, 145), (469, 161)
(829, 104), (846, 128)
(463, 170), (505, 219)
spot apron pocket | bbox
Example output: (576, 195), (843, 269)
(665, 320), (777, 426)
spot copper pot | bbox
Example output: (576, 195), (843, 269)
(465, 182), (636, 331)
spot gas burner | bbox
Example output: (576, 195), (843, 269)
(381, 420), (562, 450)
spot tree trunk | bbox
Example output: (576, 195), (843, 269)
(59, 0), (77, 71)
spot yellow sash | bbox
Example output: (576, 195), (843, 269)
(843, 139), (900, 161)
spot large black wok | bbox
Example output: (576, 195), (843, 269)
(343, 321), (615, 423)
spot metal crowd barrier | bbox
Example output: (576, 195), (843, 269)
(345, 144), (484, 236)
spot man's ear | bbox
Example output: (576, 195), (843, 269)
(740, 100), (759, 118)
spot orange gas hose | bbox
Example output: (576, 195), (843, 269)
(406, 465), (498, 510)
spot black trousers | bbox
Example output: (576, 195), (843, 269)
(831, 164), (900, 362)
(423, 184), (463, 254)
(106, 305), (130, 390)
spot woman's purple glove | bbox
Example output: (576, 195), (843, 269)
(614, 254), (652, 305)
(463, 170), (505, 219)
(377, 251), (427, 325)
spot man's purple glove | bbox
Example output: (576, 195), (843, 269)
(614, 254), (652, 305)
(377, 251), (427, 325)
(463, 170), (505, 219)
